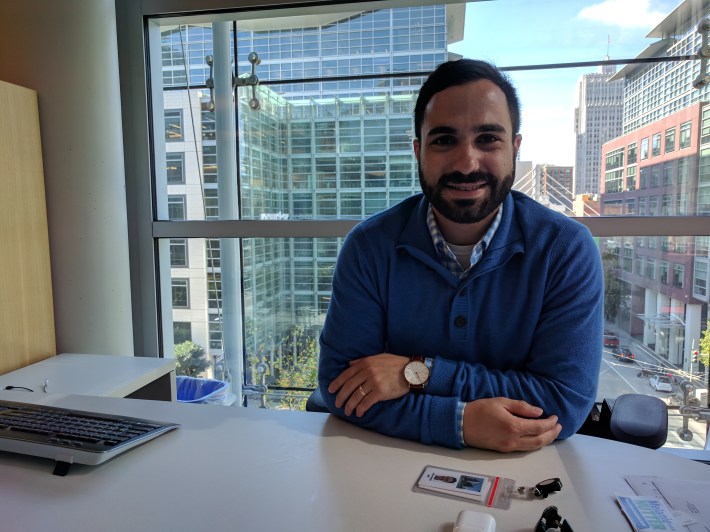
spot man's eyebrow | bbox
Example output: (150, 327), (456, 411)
(426, 126), (456, 137)
(425, 123), (508, 137)
(475, 123), (508, 133)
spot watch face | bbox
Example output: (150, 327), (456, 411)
(404, 360), (429, 385)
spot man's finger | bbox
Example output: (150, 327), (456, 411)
(328, 365), (359, 394)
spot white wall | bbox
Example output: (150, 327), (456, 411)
(0, 0), (134, 355)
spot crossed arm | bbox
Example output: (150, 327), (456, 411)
(326, 353), (561, 452)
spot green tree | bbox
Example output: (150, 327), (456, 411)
(273, 325), (319, 410)
(174, 340), (210, 377)
(699, 321), (710, 367)
(601, 250), (621, 322)
(247, 325), (319, 411)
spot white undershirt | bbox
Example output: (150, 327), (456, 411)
(446, 242), (476, 270)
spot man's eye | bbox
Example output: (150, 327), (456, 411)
(478, 134), (501, 144)
(431, 135), (456, 146)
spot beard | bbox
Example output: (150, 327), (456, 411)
(418, 163), (515, 224)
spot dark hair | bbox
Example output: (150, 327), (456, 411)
(414, 59), (521, 140)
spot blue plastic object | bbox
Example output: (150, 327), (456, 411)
(176, 376), (235, 405)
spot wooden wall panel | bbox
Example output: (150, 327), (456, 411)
(0, 80), (56, 374)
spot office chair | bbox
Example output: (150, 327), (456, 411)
(577, 393), (668, 449)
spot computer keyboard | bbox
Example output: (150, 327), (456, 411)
(0, 399), (179, 476)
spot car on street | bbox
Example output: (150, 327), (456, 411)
(614, 346), (635, 362)
(649, 374), (673, 392)
(603, 333), (620, 350)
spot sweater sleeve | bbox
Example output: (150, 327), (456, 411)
(318, 227), (466, 448)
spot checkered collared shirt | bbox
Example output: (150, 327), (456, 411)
(426, 203), (503, 447)
(426, 203), (503, 278)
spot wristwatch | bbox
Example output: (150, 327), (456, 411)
(404, 355), (430, 391)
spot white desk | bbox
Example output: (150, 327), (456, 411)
(0, 353), (175, 401)
(0, 392), (707, 532)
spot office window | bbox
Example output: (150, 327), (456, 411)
(203, 145), (217, 184)
(677, 157), (689, 184)
(626, 165), (636, 190)
(650, 165), (660, 188)
(665, 127), (675, 153)
(638, 197), (646, 215)
(623, 245), (633, 272)
(659, 261), (669, 284)
(204, 189), (218, 219)
(679, 121), (692, 149)
(165, 109), (183, 141)
(627, 142), (637, 165)
(693, 260), (707, 297)
(168, 195), (186, 220)
(202, 103), (216, 140)
(662, 194), (672, 215)
(209, 321), (223, 349)
(172, 279), (190, 308)
(170, 239), (188, 267)
(702, 106), (710, 145)
(206, 239), (220, 268)
(645, 258), (656, 280)
(651, 132), (661, 157)
(673, 264), (684, 289)
(207, 272), (221, 309)
(173, 322), (192, 344)
(389, 117), (412, 151)
(166, 152), (185, 184)
(640, 137), (649, 159)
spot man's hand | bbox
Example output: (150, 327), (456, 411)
(328, 354), (410, 417)
(463, 398), (561, 452)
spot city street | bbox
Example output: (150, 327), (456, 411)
(596, 331), (708, 450)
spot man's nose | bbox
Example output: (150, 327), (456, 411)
(451, 143), (481, 174)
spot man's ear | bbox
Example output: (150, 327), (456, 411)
(513, 134), (522, 157)
(413, 138), (420, 159)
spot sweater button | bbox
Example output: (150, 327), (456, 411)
(454, 316), (467, 328)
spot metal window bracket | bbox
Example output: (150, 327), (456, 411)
(693, 18), (710, 88)
(206, 51), (261, 111)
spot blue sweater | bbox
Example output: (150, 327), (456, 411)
(318, 191), (603, 449)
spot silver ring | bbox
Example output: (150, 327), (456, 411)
(358, 385), (367, 397)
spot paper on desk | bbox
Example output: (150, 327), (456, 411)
(625, 476), (710, 532)
(617, 495), (696, 531)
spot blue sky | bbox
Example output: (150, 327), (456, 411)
(448, 0), (680, 166)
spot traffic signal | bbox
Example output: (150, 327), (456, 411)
(692, 350), (699, 363)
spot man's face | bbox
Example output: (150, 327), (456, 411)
(413, 79), (521, 225)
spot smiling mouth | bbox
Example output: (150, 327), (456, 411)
(446, 181), (488, 191)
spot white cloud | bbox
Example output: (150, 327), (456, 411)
(578, 0), (669, 29)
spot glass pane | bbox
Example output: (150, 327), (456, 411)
(599, 235), (708, 449)
(160, 237), (339, 409)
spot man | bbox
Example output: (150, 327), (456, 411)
(317, 59), (603, 452)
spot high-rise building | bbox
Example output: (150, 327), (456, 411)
(599, 4), (710, 368)
(574, 63), (625, 195)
